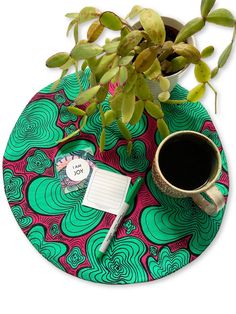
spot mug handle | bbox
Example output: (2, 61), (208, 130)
(191, 185), (225, 216)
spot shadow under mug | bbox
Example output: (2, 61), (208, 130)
(152, 130), (225, 216)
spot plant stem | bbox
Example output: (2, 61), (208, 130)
(206, 81), (218, 114)
(163, 99), (187, 105)
(57, 128), (80, 144)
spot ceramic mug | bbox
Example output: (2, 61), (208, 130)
(152, 130), (225, 216)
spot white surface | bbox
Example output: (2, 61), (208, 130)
(82, 168), (131, 214)
(0, 0), (235, 313)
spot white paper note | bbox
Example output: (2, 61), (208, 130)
(82, 168), (131, 215)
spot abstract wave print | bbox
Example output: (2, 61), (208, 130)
(3, 69), (229, 284)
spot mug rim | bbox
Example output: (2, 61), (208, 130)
(154, 130), (222, 195)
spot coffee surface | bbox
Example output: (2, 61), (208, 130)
(159, 135), (216, 190)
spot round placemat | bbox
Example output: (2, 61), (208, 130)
(3, 68), (229, 284)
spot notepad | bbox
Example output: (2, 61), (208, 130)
(82, 168), (131, 215)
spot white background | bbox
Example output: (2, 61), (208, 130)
(0, 0), (235, 313)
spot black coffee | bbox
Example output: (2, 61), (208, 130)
(158, 133), (217, 191)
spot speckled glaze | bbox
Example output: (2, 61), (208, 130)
(152, 131), (225, 215)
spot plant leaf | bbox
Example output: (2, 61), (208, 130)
(201, 0), (216, 18)
(103, 41), (120, 54)
(126, 5), (143, 19)
(167, 56), (188, 74)
(123, 66), (138, 93)
(66, 19), (78, 36)
(194, 60), (211, 83)
(96, 85), (109, 103)
(218, 43), (233, 68)
(206, 9), (235, 27)
(158, 119), (170, 139)
(122, 88), (136, 124)
(95, 53), (116, 79)
(135, 74), (152, 100)
(211, 67), (219, 79)
(145, 100), (164, 119)
(135, 46), (160, 72)
(104, 110), (116, 126)
(109, 87), (124, 115)
(119, 55), (134, 66)
(175, 17), (205, 44)
(99, 128), (106, 153)
(78, 7), (101, 24)
(173, 43), (201, 64)
(46, 52), (70, 68)
(201, 46), (215, 58)
(158, 91), (171, 102)
(117, 120), (132, 140)
(75, 85), (100, 105)
(87, 20), (104, 42)
(99, 11), (123, 30)
(74, 23), (79, 44)
(60, 57), (75, 70)
(119, 66), (128, 85)
(117, 30), (143, 57)
(187, 84), (206, 102)
(65, 13), (79, 19)
(71, 43), (103, 60)
(130, 100), (145, 125)
(86, 102), (97, 116)
(67, 107), (86, 116)
(140, 9), (166, 45)
(100, 67), (120, 85)
(159, 76), (170, 92)
(144, 59), (161, 80)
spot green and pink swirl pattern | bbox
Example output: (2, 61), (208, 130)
(3, 68), (229, 284)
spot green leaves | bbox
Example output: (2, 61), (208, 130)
(218, 43), (233, 68)
(99, 128), (106, 152)
(103, 41), (120, 53)
(173, 43), (201, 64)
(158, 119), (170, 139)
(144, 59), (161, 80)
(67, 107), (86, 116)
(187, 84), (206, 102)
(175, 18), (205, 44)
(194, 60), (211, 83)
(46, 52), (70, 68)
(117, 120), (132, 140)
(201, 0), (216, 18)
(145, 101), (164, 119)
(104, 110), (116, 126)
(130, 100), (145, 125)
(75, 85), (100, 105)
(134, 46), (159, 72)
(140, 9), (166, 45)
(126, 5), (143, 19)
(135, 74), (152, 100)
(117, 30), (143, 57)
(87, 20), (104, 42)
(168, 56), (188, 74)
(201, 46), (215, 58)
(206, 9), (235, 27)
(71, 43), (103, 60)
(159, 76), (170, 92)
(158, 91), (170, 102)
(119, 66), (128, 85)
(99, 11), (123, 30)
(122, 88), (136, 124)
(77, 7), (101, 24)
(100, 67), (119, 84)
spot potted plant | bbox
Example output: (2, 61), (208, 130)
(46, 0), (235, 153)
